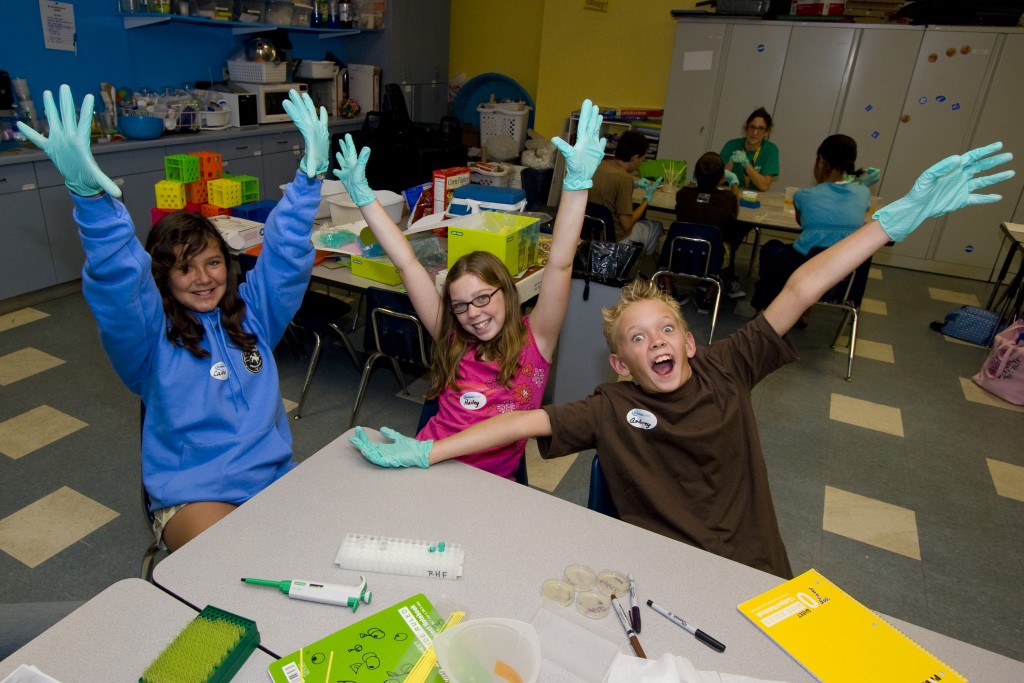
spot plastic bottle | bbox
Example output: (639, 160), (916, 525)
(338, 0), (355, 28)
(310, 0), (325, 27)
(327, 0), (341, 28)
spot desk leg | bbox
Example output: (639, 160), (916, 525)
(747, 226), (762, 276)
(986, 238), (1019, 310)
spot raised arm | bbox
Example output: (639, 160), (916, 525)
(333, 134), (443, 337)
(349, 409), (552, 468)
(18, 85), (121, 199)
(763, 142), (1014, 336)
(529, 98), (606, 359)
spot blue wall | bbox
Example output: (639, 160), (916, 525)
(3, 3), (370, 112)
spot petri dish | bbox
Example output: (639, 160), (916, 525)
(595, 570), (630, 597)
(541, 579), (574, 607)
(575, 590), (611, 619)
(563, 564), (596, 592)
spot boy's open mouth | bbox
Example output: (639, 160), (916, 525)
(653, 354), (675, 376)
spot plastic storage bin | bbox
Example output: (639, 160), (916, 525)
(265, 0), (295, 24)
(470, 162), (510, 187)
(328, 190), (403, 226)
(477, 104), (531, 153)
(227, 60), (288, 84)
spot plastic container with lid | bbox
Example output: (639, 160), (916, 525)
(328, 189), (403, 226)
(541, 579), (574, 607)
(575, 590), (611, 619)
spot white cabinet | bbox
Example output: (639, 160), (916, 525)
(0, 163), (55, 299)
(660, 17), (1024, 281)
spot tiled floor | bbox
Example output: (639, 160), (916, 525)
(1, 260), (1023, 664)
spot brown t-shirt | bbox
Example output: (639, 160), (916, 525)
(539, 315), (797, 578)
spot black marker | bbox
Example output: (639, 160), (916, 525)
(647, 599), (726, 652)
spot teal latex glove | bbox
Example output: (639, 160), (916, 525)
(17, 85), (120, 198)
(552, 98), (606, 191)
(634, 177), (652, 190)
(349, 426), (431, 469)
(282, 89), (330, 178)
(858, 167), (880, 187)
(332, 133), (376, 207)
(730, 150), (749, 167)
(723, 169), (739, 187)
(873, 141), (1014, 243)
(643, 176), (663, 202)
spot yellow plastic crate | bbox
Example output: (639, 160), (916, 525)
(154, 180), (186, 210)
(208, 178), (243, 208)
(446, 211), (540, 275)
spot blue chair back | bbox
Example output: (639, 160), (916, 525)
(584, 202), (616, 242)
(662, 221), (725, 277)
(587, 454), (619, 518)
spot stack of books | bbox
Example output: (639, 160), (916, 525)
(844, 0), (906, 23)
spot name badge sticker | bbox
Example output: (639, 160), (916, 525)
(626, 408), (657, 430)
(460, 391), (487, 410)
(210, 361), (229, 381)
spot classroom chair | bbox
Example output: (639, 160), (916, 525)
(237, 252), (361, 419)
(586, 454), (619, 518)
(583, 202), (616, 242)
(805, 248), (874, 381)
(348, 288), (432, 429)
(651, 221), (726, 343)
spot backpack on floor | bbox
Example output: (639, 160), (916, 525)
(931, 305), (1002, 346)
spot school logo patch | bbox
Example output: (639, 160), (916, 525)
(459, 391), (487, 410)
(626, 408), (657, 430)
(242, 347), (263, 374)
(210, 362), (229, 381)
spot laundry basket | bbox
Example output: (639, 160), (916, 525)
(477, 104), (530, 154)
(470, 162), (510, 187)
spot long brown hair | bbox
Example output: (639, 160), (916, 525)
(428, 251), (526, 399)
(145, 211), (256, 358)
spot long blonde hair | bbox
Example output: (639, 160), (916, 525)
(428, 251), (526, 399)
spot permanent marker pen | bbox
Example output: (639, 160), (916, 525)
(611, 593), (647, 659)
(628, 573), (641, 633)
(647, 599), (726, 652)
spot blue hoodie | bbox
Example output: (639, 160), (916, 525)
(73, 170), (320, 511)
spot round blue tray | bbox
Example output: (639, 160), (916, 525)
(452, 72), (535, 131)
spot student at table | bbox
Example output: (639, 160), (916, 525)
(721, 107), (779, 192)
(350, 143), (1013, 578)
(751, 134), (872, 314)
(19, 86), (331, 550)
(332, 99), (605, 480)
(590, 130), (665, 255)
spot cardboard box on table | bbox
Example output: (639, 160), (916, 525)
(446, 212), (540, 275)
(351, 254), (402, 286)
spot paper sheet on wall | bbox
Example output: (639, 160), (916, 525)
(683, 50), (713, 71)
(347, 64), (380, 113)
(39, 0), (76, 53)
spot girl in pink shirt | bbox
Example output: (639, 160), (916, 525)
(334, 98), (606, 478)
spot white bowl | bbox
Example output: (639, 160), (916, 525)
(328, 190), (403, 226)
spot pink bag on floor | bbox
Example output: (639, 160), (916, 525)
(972, 320), (1024, 405)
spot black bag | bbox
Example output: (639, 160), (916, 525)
(573, 240), (641, 285)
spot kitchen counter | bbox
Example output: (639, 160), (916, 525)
(0, 116), (365, 167)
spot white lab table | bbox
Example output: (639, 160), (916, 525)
(150, 431), (1024, 681)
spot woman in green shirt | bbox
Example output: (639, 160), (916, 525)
(720, 107), (779, 192)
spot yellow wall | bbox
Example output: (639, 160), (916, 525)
(449, 0), (695, 138)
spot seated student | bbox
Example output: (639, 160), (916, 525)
(19, 86), (331, 551)
(332, 99), (604, 480)
(661, 152), (742, 311)
(590, 130), (664, 255)
(751, 134), (872, 314)
(349, 142), (1013, 578)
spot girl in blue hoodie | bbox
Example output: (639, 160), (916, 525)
(20, 86), (332, 550)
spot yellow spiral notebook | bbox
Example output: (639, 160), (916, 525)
(737, 569), (967, 682)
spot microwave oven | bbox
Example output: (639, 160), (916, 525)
(199, 90), (258, 128)
(235, 82), (308, 124)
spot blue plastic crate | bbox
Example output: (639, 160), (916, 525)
(231, 199), (277, 224)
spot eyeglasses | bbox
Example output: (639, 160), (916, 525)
(451, 287), (501, 314)
(747, 125), (768, 133)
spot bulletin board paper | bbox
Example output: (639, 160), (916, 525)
(40, 1), (76, 53)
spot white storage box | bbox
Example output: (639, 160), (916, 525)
(477, 104), (531, 153)
(296, 60), (337, 79)
(328, 190), (404, 226)
(470, 162), (510, 187)
(227, 60), (287, 84)
(281, 179), (347, 220)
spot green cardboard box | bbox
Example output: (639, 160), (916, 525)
(446, 212), (540, 275)
(351, 255), (402, 286)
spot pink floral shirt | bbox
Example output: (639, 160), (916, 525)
(418, 317), (550, 479)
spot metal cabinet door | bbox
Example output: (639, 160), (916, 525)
(0, 166), (55, 298)
(880, 29), (999, 262)
(771, 25), (857, 190)
(836, 26), (923, 192)
(709, 22), (792, 156)
(933, 32), (1024, 278)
